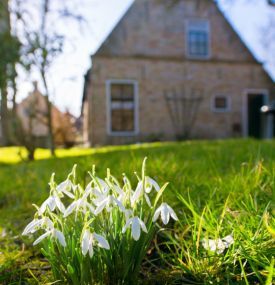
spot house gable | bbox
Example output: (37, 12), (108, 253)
(95, 0), (257, 63)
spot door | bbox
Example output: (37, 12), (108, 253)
(247, 93), (264, 138)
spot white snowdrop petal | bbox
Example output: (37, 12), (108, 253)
(131, 181), (143, 206)
(22, 219), (42, 235)
(44, 217), (54, 230)
(96, 178), (109, 191)
(94, 198), (108, 215)
(56, 180), (71, 193)
(167, 204), (178, 221)
(93, 233), (110, 249)
(47, 196), (56, 211)
(202, 238), (226, 254)
(33, 231), (51, 246)
(55, 196), (65, 213)
(114, 197), (125, 212)
(202, 238), (216, 251)
(124, 209), (133, 221)
(54, 230), (66, 247)
(222, 235), (234, 248)
(88, 239), (94, 258)
(145, 183), (152, 194)
(93, 195), (106, 206)
(83, 186), (92, 200)
(86, 202), (95, 214)
(147, 177), (160, 192)
(161, 204), (170, 225)
(216, 239), (226, 253)
(92, 188), (104, 198)
(122, 218), (132, 233)
(131, 217), (141, 241)
(139, 219), (148, 233)
(63, 201), (77, 217)
(62, 189), (75, 199)
(144, 194), (152, 208)
(152, 207), (161, 222)
(114, 185), (124, 196)
(81, 230), (90, 256)
(38, 200), (48, 215)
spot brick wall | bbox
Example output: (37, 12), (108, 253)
(86, 57), (273, 145)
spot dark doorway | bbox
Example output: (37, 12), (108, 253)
(247, 93), (265, 138)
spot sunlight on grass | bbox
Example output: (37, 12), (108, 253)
(0, 142), (165, 164)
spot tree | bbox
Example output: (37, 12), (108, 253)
(12, 0), (84, 156)
(0, 0), (20, 145)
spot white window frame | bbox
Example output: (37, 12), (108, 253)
(106, 79), (139, 136)
(211, 95), (231, 113)
(186, 19), (211, 59)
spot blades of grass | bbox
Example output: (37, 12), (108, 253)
(196, 206), (206, 255)
(27, 268), (39, 283)
(217, 195), (230, 234)
(263, 212), (275, 238)
(153, 182), (169, 208)
(265, 257), (274, 285)
(247, 259), (264, 284)
(176, 193), (200, 220)
(67, 264), (79, 285)
(238, 258), (249, 285)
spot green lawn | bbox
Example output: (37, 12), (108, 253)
(0, 139), (274, 284)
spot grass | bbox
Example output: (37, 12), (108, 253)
(0, 139), (274, 284)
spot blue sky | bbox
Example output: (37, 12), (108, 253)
(17, 0), (275, 117)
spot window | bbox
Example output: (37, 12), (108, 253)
(186, 20), (210, 58)
(212, 95), (230, 112)
(107, 80), (138, 135)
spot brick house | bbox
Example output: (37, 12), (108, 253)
(82, 0), (275, 146)
(17, 82), (77, 147)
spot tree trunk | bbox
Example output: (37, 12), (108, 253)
(0, 1), (11, 145)
(41, 70), (55, 156)
(0, 88), (10, 145)
(27, 147), (35, 161)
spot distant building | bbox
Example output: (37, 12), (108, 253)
(82, 0), (274, 146)
(17, 82), (77, 147)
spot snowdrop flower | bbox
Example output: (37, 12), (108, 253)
(124, 209), (133, 220)
(131, 178), (159, 207)
(95, 177), (109, 193)
(122, 216), (148, 241)
(63, 198), (95, 218)
(202, 234), (234, 254)
(33, 228), (66, 247)
(38, 194), (65, 215)
(222, 234), (234, 247)
(145, 177), (160, 193)
(92, 188), (109, 205)
(81, 230), (110, 258)
(94, 195), (125, 215)
(56, 179), (75, 199)
(153, 203), (178, 225)
(130, 181), (143, 206)
(22, 217), (54, 235)
(113, 185), (126, 202)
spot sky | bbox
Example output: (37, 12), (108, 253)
(16, 0), (275, 117)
